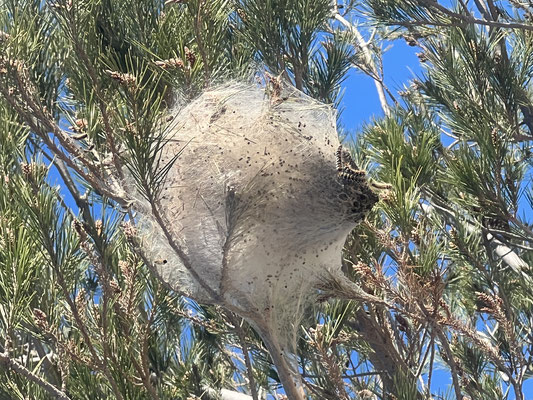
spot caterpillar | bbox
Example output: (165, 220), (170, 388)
(336, 146), (366, 182)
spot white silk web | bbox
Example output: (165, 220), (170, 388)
(128, 81), (377, 365)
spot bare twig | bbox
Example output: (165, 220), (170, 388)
(193, 0), (210, 84)
(227, 314), (259, 400)
(145, 191), (222, 304)
(433, 329), (463, 400)
(256, 323), (306, 400)
(426, 334), (436, 397)
(472, 0), (493, 21)
(334, 13), (391, 117)
(0, 352), (71, 400)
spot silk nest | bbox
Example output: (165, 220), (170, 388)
(128, 81), (377, 354)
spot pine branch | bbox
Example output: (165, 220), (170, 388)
(144, 189), (224, 304)
(68, 26), (125, 183)
(0, 71), (129, 205)
(420, 198), (530, 276)
(0, 352), (70, 400)
(383, 0), (533, 31)
(51, 251), (125, 400)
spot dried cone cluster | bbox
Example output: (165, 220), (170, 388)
(155, 58), (185, 70)
(105, 70), (136, 87)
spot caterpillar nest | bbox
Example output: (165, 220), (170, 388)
(129, 81), (378, 358)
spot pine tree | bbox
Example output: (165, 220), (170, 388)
(1, 1), (533, 400)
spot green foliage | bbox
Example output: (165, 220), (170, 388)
(1, 0), (533, 399)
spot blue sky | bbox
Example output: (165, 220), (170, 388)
(340, 40), (421, 131)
